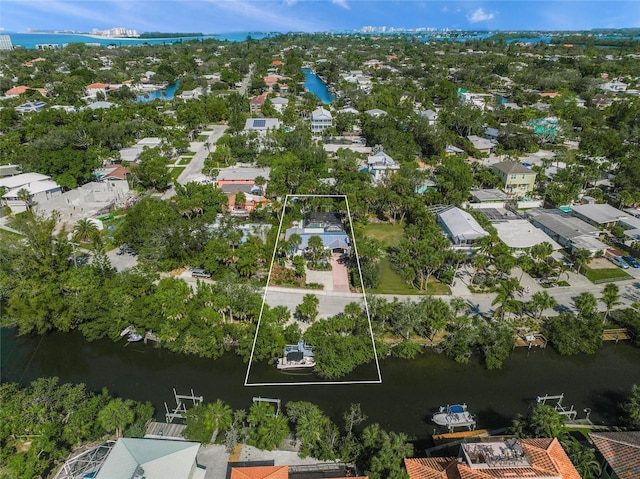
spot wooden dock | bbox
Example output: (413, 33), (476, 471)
(145, 421), (187, 440)
(514, 332), (547, 348)
(602, 328), (632, 343)
(432, 429), (489, 445)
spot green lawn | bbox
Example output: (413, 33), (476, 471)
(179, 157), (192, 165)
(368, 257), (451, 295)
(197, 134), (208, 141)
(584, 266), (632, 283)
(363, 222), (404, 248)
(169, 166), (185, 181)
(181, 152), (196, 157)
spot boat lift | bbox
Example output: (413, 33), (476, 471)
(164, 388), (203, 423)
(536, 393), (577, 420)
(252, 397), (281, 416)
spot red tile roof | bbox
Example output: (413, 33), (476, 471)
(5, 85), (48, 96)
(230, 465), (288, 479)
(405, 438), (580, 479)
(590, 431), (640, 479)
(272, 60), (284, 66)
(86, 82), (110, 89)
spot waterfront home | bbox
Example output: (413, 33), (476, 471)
(85, 82), (111, 99)
(436, 206), (489, 246)
(491, 161), (536, 194)
(366, 148), (400, 183)
(310, 107), (333, 134)
(600, 80), (628, 92)
(405, 437), (580, 479)
(589, 431), (640, 479)
(94, 438), (205, 479)
(85, 101), (115, 110)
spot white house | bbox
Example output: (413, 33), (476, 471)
(418, 109), (438, 126)
(365, 108), (387, 118)
(367, 149), (400, 183)
(270, 96), (289, 113)
(600, 81), (628, 92)
(2, 175), (62, 213)
(310, 107), (333, 134)
(437, 206), (489, 246)
(244, 118), (281, 132)
(85, 82), (111, 99)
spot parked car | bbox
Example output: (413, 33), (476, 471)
(623, 255), (640, 268)
(610, 256), (630, 269)
(191, 268), (211, 278)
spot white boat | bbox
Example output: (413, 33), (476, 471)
(127, 333), (143, 342)
(432, 404), (476, 432)
(276, 341), (315, 370)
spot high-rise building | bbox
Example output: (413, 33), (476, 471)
(0, 35), (13, 51)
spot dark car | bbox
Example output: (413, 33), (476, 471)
(623, 256), (640, 268)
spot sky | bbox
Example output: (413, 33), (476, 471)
(1, 1), (640, 34)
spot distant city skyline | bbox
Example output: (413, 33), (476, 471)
(2, 1), (640, 34)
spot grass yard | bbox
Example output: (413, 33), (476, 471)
(583, 266), (632, 283)
(197, 134), (209, 141)
(368, 257), (451, 295)
(363, 222), (404, 248)
(169, 166), (185, 181)
(179, 157), (192, 165)
(181, 152), (196, 157)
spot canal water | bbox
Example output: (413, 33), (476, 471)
(302, 68), (335, 104)
(136, 81), (179, 103)
(2, 327), (639, 438)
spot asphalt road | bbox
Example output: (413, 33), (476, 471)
(177, 124), (228, 185)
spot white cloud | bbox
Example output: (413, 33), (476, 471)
(441, 6), (449, 13)
(331, 0), (350, 10)
(467, 7), (496, 23)
(283, 0), (298, 6)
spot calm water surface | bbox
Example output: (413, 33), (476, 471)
(302, 69), (335, 104)
(2, 328), (639, 438)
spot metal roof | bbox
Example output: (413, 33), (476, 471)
(0, 172), (50, 189)
(437, 206), (489, 241)
(493, 220), (562, 250)
(570, 203), (628, 225)
(527, 209), (598, 240)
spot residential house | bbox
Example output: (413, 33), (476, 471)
(250, 92), (270, 114)
(405, 437), (581, 479)
(467, 135), (496, 155)
(365, 108), (387, 118)
(418, 109), (437, 126)
(493, 219), (562, 252)
(483, 127), (499, 142)
(15, 101), (46, 113)
(525, 209), (607, 254)
(118, 137), (164, 163)
(285, 213), (351, 254)
(225, 191), (269, 216)
(94, 438), (205, 479)
(436, 206), (489, 246)
(445, 144), (465, 157)
(4, 85), (48, 97)
(85, 101), (115, 110)
(85, 82), (111, 99)
(367, 148), (400, 183)
(570, 203), (628, 229)
(491, 161), (536, 194)
(215, 166), (270, 193)
(271, 96), (289, 114)
(178, 87), (203, 100)
(459, 91), (492, 109)
(244, 118), (281, 132)
(230, 464), (365, 479)
(600, 80), (628, 92)
(469, 188), (509, 206)
(310, 107), (333, 134)
(590, 431), (640, 479)
(593, 93), (613, 109)
(337, 106), (360, 115)
(1, 173), (62, 213)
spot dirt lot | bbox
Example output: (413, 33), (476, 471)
(589, 257), (615, 269)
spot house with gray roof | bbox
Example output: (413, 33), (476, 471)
(467, 135), (495, 154)
(365, 108), (387, 118)
(590, 431), (640, 479)
(367, 149), (399, 184)
(94, 438), (205, 479)
(310, 107), (332, 134)
(570, 203), (629, 228)
(525, 209), (607, 254)
(436, 206), (489, 246)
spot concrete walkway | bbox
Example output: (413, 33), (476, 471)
(330, 254), (350, 293)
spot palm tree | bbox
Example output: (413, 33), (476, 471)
(97, 398), (135, 438)
(73, 219), (100, 243)
(492, 278), (520, 321)
(205, 399), (233, 443)
(17, 188), (33, 211)
(571, 248), (592, 274)
(601, 283), (620, 322)
(528, 291), (558, 320)
(574, 292), (598, 317)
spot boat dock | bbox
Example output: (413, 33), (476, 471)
(432, 429), (489, 445)
(514, 332), (547, 348)
(145, 421), (186, 440)
(602, 328), (632, 343)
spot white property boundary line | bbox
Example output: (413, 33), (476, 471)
(244, 194), (382, 386)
